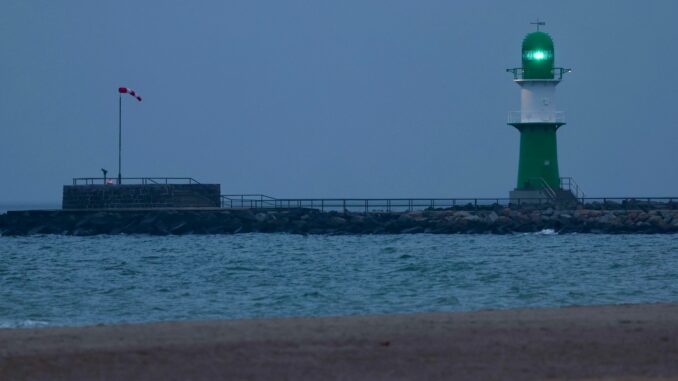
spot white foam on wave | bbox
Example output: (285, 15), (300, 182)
(0, 319), (50, 329)
(537, 229), (557, 235)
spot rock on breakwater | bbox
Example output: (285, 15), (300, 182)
(1, 207), (677, 236)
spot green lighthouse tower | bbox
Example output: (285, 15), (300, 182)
(507, 26), (574, 202)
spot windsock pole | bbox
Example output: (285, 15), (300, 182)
(116, 87), (142, 185)
(118, 93), (122, 184)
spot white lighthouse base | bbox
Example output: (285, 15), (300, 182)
(509, 189), (549, 204)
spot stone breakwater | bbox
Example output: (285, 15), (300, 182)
(1, 207), (677, 235)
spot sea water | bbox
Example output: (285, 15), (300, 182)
(1, 233), (677, 328)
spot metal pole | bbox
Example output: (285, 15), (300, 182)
(117, 94), (122, 184)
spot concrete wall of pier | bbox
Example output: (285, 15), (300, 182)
(62, 184), (221, 209)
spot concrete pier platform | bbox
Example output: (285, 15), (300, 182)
(62, 184), (220, 209)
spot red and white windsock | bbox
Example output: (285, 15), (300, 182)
(118, 87), (142, 102)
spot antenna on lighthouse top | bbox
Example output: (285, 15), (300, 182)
(530, 19), (546, 31)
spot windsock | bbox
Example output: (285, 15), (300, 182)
(118, 87), (142, 102)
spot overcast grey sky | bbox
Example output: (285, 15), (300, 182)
(1, 0), (677, 203)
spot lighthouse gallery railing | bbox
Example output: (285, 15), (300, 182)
(506, 67), (572, 80)
(507, 111), (565, 124)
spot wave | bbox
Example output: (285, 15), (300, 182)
(0, 319), (50, 329)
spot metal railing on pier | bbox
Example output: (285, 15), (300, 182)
(222, 196), (519, 212)
(220, 195), (676, 212)
(221, 194), (278, 208)
(576, 197), (676, 210)
(560, 177), (585, 202)
(72, 177), (201, 185)
(527, 178), (557, 200)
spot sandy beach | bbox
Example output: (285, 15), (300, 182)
(1, 303), (677, 380)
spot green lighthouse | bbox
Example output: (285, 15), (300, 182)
(507, 26), (576, 202)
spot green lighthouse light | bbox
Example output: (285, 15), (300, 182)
(524, 50), (552, 61)
(521, 31), (554, 79)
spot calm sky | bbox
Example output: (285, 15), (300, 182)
(1, 0), (677, 203)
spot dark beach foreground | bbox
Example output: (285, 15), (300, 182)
(1, 303), (677, 380)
